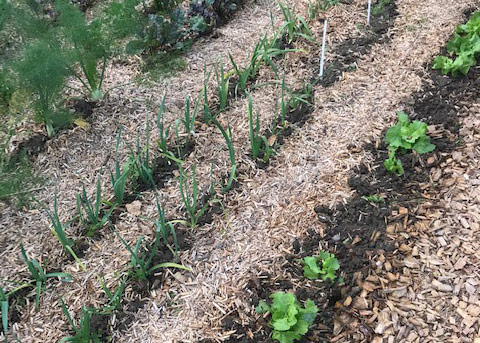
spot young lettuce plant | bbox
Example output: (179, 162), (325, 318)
(302, 252), (340, 282)
(433, 11), (480, 75)
(76, 173), (113, 237)
(256, 292), (318, 343)
(384, 111), (435, 175)
(55, 0), (111, 100)
(178, 165), (210, 229)
(20, 244), (72, 311)
(247, 94), (272, 163)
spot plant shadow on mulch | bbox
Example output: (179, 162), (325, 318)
(311, 0), (398, 87)
(212, 34), (480, 343)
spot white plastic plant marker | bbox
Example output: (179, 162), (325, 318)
(319, 19), (328, 79)
(367, 0), (372, 26)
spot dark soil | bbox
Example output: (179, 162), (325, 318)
(214, 23), (480, 343)
(69, 238), (90, 259)
(312, 0), (398, 87)
(90, 312), (111, 341)
(72, 98), (97, 118)
(15, 134), (48, 158)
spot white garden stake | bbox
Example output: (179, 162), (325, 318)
(367, 0), (372, 26)
(319, 19), (328, 79)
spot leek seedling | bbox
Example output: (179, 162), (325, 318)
(203, 65), (213, 123)
(181, 94), (201, 140)
(20, 244), (72, 311)
(98, 275), (126, 312)
(157, 93), (170, 155)
(44, 188), (86, 272)
(0, 287), (7, 340)
(128, 122), (156, 190)
(110, 127), (128, 205)
(228, 54), (250, 93)
(178, 165), (210, 229)
(247, 94), (272, 162)
(76, 173), (113, 237)
(278, 2), (315, 43)
(59, 299), (104, 343)
(206, 114), (236, 192)
(155, 197), (178, 253)
(215, 59), (229, 112)
(115, 231), (190, 282)
(280, 77), (288, 125)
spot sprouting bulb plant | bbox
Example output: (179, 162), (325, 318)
(384, 111), (435, 175)
(302, 252), (340, 282)
(256, 292), (318, 343)
(20, 244), (72, 311)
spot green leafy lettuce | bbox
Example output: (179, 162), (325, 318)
(256, 292), (318, 343)
(433, 11), (480, 75)
(302, 252), (340, 281)
(384, 112), (435, 175)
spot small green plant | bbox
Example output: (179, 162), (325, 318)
(178, 165), (210, 229)
(181, 94), (201, 141)
(154, 197), (178, 253)
(302, 252), (340, 281)
(76, 174), (113, 237)
(371, 0), (391, 16)
(278, 2), (314, 44)
(433, 11), (480, 76)
(0, 287), (8, 341)
(15, 41), (72, 137)
(0, 131), (43, 208)
(215, 59), (230, 112)
(247, 94), (272, 163)
(127, 123), (156, 189)
(256, 292), (318, 343)
(44, 188), (86, 272)
(157, 93), (170, 155)
(362, 194), (385, 203)
(384, 111), (435, 175)
(115, 231), (190, 282)
(203, 65), (213, 122)
(56, 0), (111, 100)
(98, 274), (126, 312)
(110, 127), (128, 205)
(228, 54), (250, 93)
(20, 244), (72, 311)
(207, 115), (236, 192)
(59, 299), (105, 343)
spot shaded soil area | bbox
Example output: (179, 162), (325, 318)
(312, 0), (398, 86)
(214, 39), (480, 343)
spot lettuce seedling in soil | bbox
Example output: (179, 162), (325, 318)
(433, 11), (480, 76)
(256, 292), (318, 343)
(302, 252), (340, 282)
(384, 111), (435, 175)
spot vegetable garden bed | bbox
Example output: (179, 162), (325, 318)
(1, 0), (480, 342)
